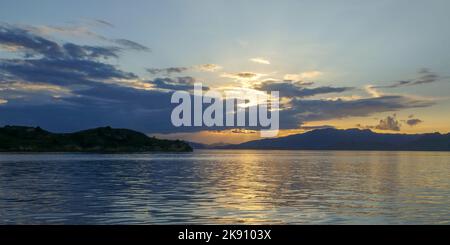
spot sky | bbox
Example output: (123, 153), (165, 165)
(0, 0), (449, 144)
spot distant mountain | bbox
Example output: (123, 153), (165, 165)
(0, 126), (192, 152)
(187, 141), (229, 149)
(186, 141), (209, 149)
(220, 128), (450, 151)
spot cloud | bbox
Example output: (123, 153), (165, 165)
(231, 129), (257, 134)
(196, 64), (222, 72)
(221, 72), (266, 81)
(113, 39), (150, 51)
(373, 69), (441, 88)
(250, 57), (270, 65)
(0, 24), (65, 58)
(254, 80), (353, 98)
(17, 23), (150, 52)
(23, 24), (101, 39)
(288, 96), (433, 128)
(288, 86), (352, 98)
(0, 23), (210, 133)
(283, 71), (322, 81)
(0, 58), (136, 87)
(365, 85), (383, 98)
(358, 115), (425, 131)
(62, 43), (120, 59)
(92, 19), (114, 28)
(148, 77), (198, 91)
(0, 81), (70, 94)
(147, 67), (189, 75)
(147, 64), (222, 75)
(0, 84), (71, 106)
(357, 114), (402, 131)
(0, 24), (122, 60)
(374, 115), (401, 131)
(406, 118), (423, 126)
(235, 72), (260, 78)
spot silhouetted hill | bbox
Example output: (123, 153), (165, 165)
(221, 128), (450, 151)
(187, 141), (231, 149)
(187, 141), (208, 149)
(0, 126), (192, 152)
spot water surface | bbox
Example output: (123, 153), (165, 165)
(0, 150), (449, 224)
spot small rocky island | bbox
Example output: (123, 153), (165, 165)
(0, 126), (192, 153)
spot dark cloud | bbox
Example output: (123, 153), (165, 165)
(67, 83), (173, 109)
(299, 87), (352, 97)
(146, 67), (189, 75)
(373, 69), (441, 88)
(285, 96), (433, 128)
(0, 24), (121, 60)
(226, 95), (432, 131)
(147, 64), (221, 75)
(0, 78), (196, 133)
(93, 19), (114, 28)
(114, 39), (150, 51)
(284, 80), (315, 86)
(356, 114), (402, 131)
(374, 115), (401, 131)
(358, 115), (424, 131)
(0, 86), (222, 134)
(149, 77), (197, 91)
(197, 64), (221, 72)
(0, 24), (211, 134)
(0, 58), (136, 86)
(254, 80), (353, 98)
(235, 72), (258, 78)
(0, 23), (179, 133)
(0, 24), (63, 58)
(0, 101), (174, 133)
(406, 118), (423, 126)
(62, 43), (120, 59)
(221, 72), (262, 80)
(0, 24), (150, 60)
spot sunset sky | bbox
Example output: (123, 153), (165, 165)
(1, 0), (449, 144)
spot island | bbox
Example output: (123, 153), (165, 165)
(0, 126), (192, 153)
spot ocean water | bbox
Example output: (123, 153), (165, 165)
(0, 150), (449, 224)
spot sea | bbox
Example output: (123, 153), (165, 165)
(0, 150), (449, 224)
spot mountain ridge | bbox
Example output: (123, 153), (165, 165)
(214, 128), (450, 151)
(0, 125), (192, 152)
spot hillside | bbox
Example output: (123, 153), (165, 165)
(220, 128), (450, 151)
(0, 126), (192, 152)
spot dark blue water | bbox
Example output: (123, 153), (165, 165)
(0, 150), (449, 224)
